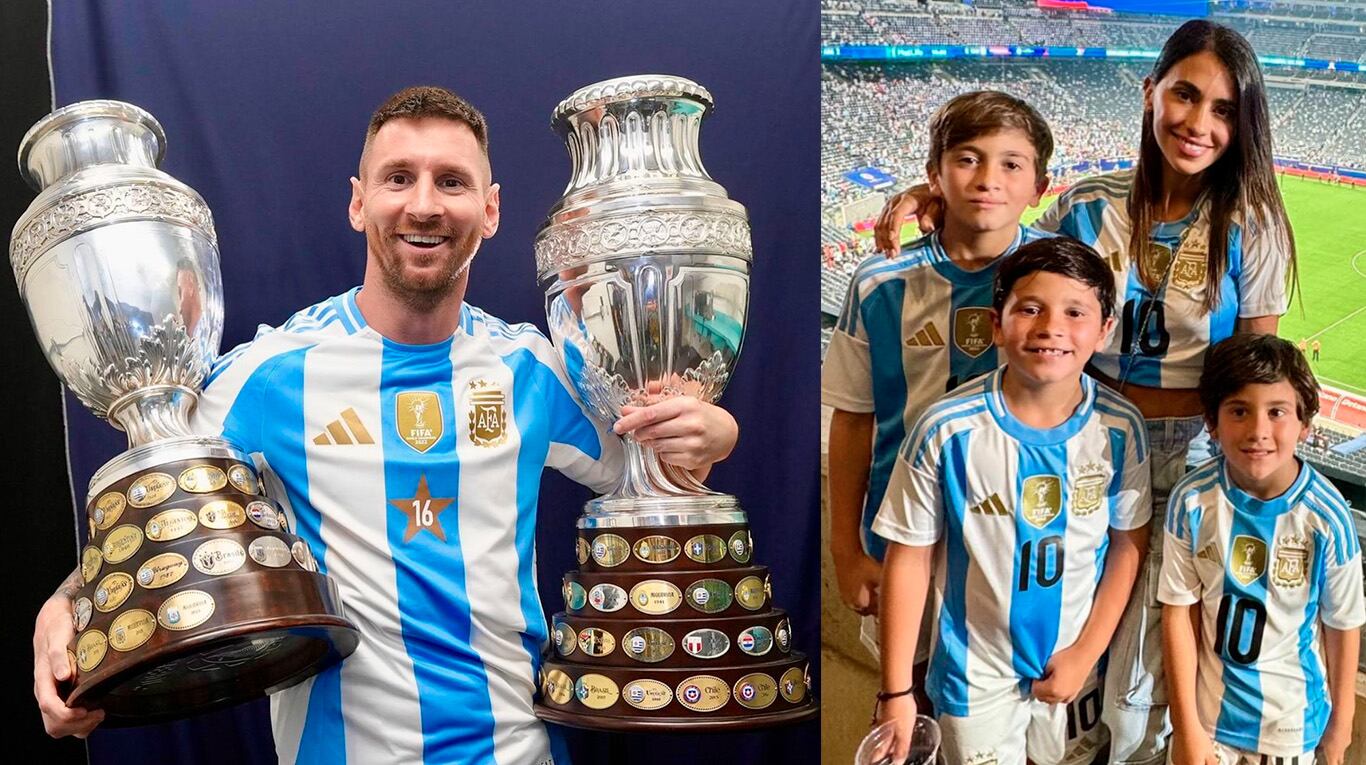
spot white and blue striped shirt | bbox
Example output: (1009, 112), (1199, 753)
(872, 368), (1151, 715)
(194, 288), (620, 765)
(1160, 457), (1366, 755)
(822, 226), (1051, 560)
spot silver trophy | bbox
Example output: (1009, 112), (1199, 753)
(534, 77), (815, 729)
(12, 101), (357, 722)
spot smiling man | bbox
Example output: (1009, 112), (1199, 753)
(32, 86), (739, 765)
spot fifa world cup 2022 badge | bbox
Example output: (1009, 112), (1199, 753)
(396, 391), (442, 453)
(1272, 534), (1309, 588)
(1230, 535), (1268, 586)
(467, 379), (507, 448)
(953, 307), (993, 359)
(1020, 475), (1062, 529)
(1070, 463), (1108, 517)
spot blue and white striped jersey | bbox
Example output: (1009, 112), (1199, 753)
(822, 225), (1051, 560)
(1035, 170), (1289, 389)
(193, 288), (620, 765)
(872, 368), (1151, 716)
(1159, 457), (1366, 756)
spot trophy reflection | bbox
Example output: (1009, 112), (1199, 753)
(856, 717), (942, 765)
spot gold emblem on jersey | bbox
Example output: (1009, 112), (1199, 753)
(969, 492), (1009, 517)
(1171, 226), (1209, 292)
(1021, 475), (1062, 529)
(1070, 463), (1108, 517)
(467, 380), (507, 448)
(1196, 542), (1222, 565)
(953, 307), (993, 359)
(904, 321), (945, 348)
(1140, 241), (1174, 288)
(1272, 534), (1309, 588)
(1229, 534), (1268, 586)
(396, 391), (442, 453)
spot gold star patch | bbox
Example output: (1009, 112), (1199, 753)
(388, 474), (455, 543)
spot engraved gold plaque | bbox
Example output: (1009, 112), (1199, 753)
(576, 537), (590, 565)
(622, 627), (675, 663)
(682, 628), (730, 659)
(779, 667), (806, 703)
(590, 533), (630, 567)
(144, 508), (198, 542)
(102, 524), (144, 564)
(734, 575), (766, 611)
(776, 618), (792, 652)
(684, 534), (727, 564)
(577, 627), (616, 658)
(553, 621), (577, 656)
(686, 578), (733, 614)
(728, 530), (752, 563)
(227, 463), (258, 494)
(73, 597), (92, 631)
(544, 669), (575, 705)
(137, 553), (189, 589)
(198, 500), (246, 529)
(92, 491), (126, 530)
(178, 465), (227, 493)
(622, 679), (673, 710)
(158, 589), (216, 631)
(109, 609), (157, 652)
(565, 581), (588, 610)
(248, 535), (292, 567)
(192, 538), (247, 576)
(633, 535), (681, 564)
(1021, 475), (1063, 529)
(292, 540), (316, 571)
(76, 629), (108, 672)
(574, 673), (619, 710)
(128, 472), (176, 508)
(676, 675), (730, 712)
(737, 626), (774, 657)
(734, 672), (778, 710)
(246, 501), (281, 530)
(629, 580), (683, 615)
(94, 571), (134, 613)
(80, 545), (102, 584)
(588, 583), (628, 613)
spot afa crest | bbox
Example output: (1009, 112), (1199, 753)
(1170, 227), (1210, 292)
(953, 307), (994, 359)
(1272, 534), (1309, 588)
(1070, 462), (1108, 517)
(1021, 475), (1062, 529)
(1229, 535), (1268, 586)
(468, 379), (507, 448)
(396, 391), (441, 453)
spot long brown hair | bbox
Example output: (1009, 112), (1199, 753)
(1128, 20), (1296, 314)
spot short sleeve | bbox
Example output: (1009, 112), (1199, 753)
(1157, 493), (1201, 607)
(1109, 421), (1152, 531)
(1319, 536), (1366, 631)
(1236, 216), (1291, 319)
(870, 449), (942, 548)
(1031, 196), (1065, 236)
(822, 277), (874, 412)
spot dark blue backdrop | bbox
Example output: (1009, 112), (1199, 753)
(49, 1), (820, 763)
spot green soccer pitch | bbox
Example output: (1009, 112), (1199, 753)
(875, 176), (1366, 393)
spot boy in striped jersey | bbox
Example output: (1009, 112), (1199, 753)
(873, 238), (1151, 765)
(1160, 334), (1363, 764)
(824, 92), (1053, 687)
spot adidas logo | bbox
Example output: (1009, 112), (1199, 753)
(968, 493), (1009, 516)
(1104, 250), (1124, 272)
(313, 408), (375, 445)
(1197, 542), (1221, 565)
(905, 322), (945, 348)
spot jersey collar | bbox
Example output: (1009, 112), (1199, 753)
(927, 225), (1022, 286)
(1219, 455), (1310, 517)
(984, 366), (1096, 446)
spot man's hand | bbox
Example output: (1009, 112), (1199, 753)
(832, 548), (881, 616)
(1319, 719), (1351, 765)
(1031, 643), (1093, 705)
(873, 693), (918, 764)
(1170, 728), (1219, 765)
(873, 184), (940, 257)
(614, 397), (737, 471)
(33, 594), (104, 738)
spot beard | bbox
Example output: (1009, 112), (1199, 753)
(372, 225), (483, 312)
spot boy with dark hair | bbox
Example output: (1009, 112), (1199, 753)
(824, 91), (1055, 684)
(874, 237), (1152, 765)
(1161, 334), (1363, 765)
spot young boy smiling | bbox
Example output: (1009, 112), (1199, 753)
(1160, 334), (1364, 765)
(872, 238), (1152, 765)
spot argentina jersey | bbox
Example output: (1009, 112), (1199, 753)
(822, 225), (1050, 560)
(871, 368), (1151, 715)
(194, 288), (621, 765)
(1035, 170), (1288, 389)
(1159, 458), (1366, 755)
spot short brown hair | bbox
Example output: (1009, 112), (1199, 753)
(926, 91), (1053, 181)
(1199, 334), (1320, 423)
(360, 86), (489, 175)
(993, 236), (1115, 321)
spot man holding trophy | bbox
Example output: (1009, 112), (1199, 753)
(31, 85), (739, 764)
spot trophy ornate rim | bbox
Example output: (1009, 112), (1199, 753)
(551, 74), (713, 126)
(88, 436), (251, 496)
(17, 100), (167, 191)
